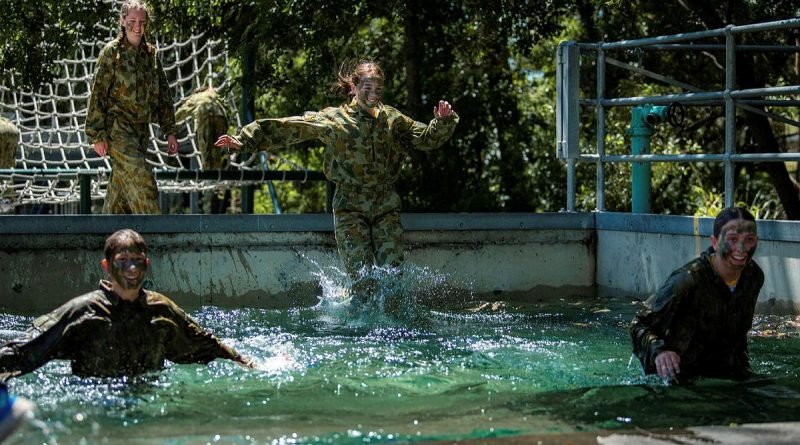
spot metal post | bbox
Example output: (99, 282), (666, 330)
(240, 46), (256, 214)
(566, 158), (576, 211)
(724, 25), (737, 208)
(79, 173), (92, 215)
(241, 185), (254, 214)
(326, 181), (334, 213)
(629, 106), (655, 213)
(189, 156), (199, 214)
(596, 46), (606, 211)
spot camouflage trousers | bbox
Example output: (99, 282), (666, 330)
(103, 123), (160, 214)
(333, 184), (404, 278)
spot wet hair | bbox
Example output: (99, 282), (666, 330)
(117, 0), (152, 51)
(332, 60), (384, 97)
(713, 206), (756, 238)
(104, 229), (147, 261)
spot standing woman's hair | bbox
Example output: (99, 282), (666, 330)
(331, 60), (384, 97)
(117, 0), (152, 51)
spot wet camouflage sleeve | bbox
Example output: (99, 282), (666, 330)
(630, 269), (691, 372)
(0, 294), (102, 381)
(395, 112), (459, 152)
(154, 297), (244, 365)
(0, 117), (19, 168)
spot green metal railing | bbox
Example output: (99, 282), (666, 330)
(556, 18), (800, 213)
(0, 168), (329, 214)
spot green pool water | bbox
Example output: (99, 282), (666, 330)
(2, 281), (799, 444)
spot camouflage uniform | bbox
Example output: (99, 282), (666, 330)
(0, 117), (19, 209)
(235, 99), (458, 276)
(630, 247), (765, 379)
(85, 38), (177, 214)
(0, 117), (18, 169)
(176, 87), (229, 170)
(0, 281), (244, 380)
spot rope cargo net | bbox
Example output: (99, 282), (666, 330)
(0, 21), (303, 209)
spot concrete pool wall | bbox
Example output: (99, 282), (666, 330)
(0, 212), (797, 314)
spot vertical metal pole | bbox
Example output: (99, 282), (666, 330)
(240, 46), (256, 214)
(79, 173), (92, 215)
(596, 46), (606, 212)
(241, 185), (254, 214)
(326, 181), (334, 214)
(724, 25), (736, 208)
(189, 156), (200, 214)
(630, 106), (654, 214)
(567, 158), (576, 211)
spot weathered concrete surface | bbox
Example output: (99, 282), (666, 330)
(2, 212), (798, 314)
(596, 214), (800, 314)
(0, 214), (595, 314)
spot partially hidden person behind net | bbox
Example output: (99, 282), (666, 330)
(630, 206), (764, 382)
(175, 85), (231, 213)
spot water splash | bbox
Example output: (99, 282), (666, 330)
(307, 259), (473, 326)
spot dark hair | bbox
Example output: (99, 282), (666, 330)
(105, 229), (147, 261)
(713, 206), (756, 238)
(331, 59), (384, 97)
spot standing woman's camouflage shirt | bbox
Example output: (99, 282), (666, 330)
(85, 38), (176, 145)
(234, 99), (458, 188)
(630, 247), (765, 379)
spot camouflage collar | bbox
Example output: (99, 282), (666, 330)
(99, 279), (147, 306)
(346, 98), (384, 119)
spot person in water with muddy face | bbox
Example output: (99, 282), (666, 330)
(0, 229), (253, 380)
(215, 60), (458, 308)
(630, 206), (764, 382)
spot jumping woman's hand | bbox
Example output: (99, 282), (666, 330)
(215, 135), (243, 151)
(93, 141), (108, 157)
(433, 100), (454, 119)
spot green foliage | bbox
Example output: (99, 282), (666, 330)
(3, 0), (799, 218)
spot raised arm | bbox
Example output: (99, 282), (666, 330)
(215, 111), (332, 154)
(398, 100), (459, 152)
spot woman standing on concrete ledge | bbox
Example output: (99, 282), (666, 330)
(630, 206), (764, 382)
(215, 60), (458, 303)
(85, 0), (179, 214)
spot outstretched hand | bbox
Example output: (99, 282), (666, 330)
(655, 350), (681, 381)
(215, 135), (242, 151)
(433, 100), (454, 119)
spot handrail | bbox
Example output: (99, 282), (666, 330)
(557, 19), (800, 212)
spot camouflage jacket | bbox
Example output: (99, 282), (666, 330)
(630, 247), (765, 379)
(235, 100), (459, 187)
(0, 116), (19, 169)
(85, 38), (177, 144)
(0, 281), (243, 379)
(175, 88), (227, 124)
